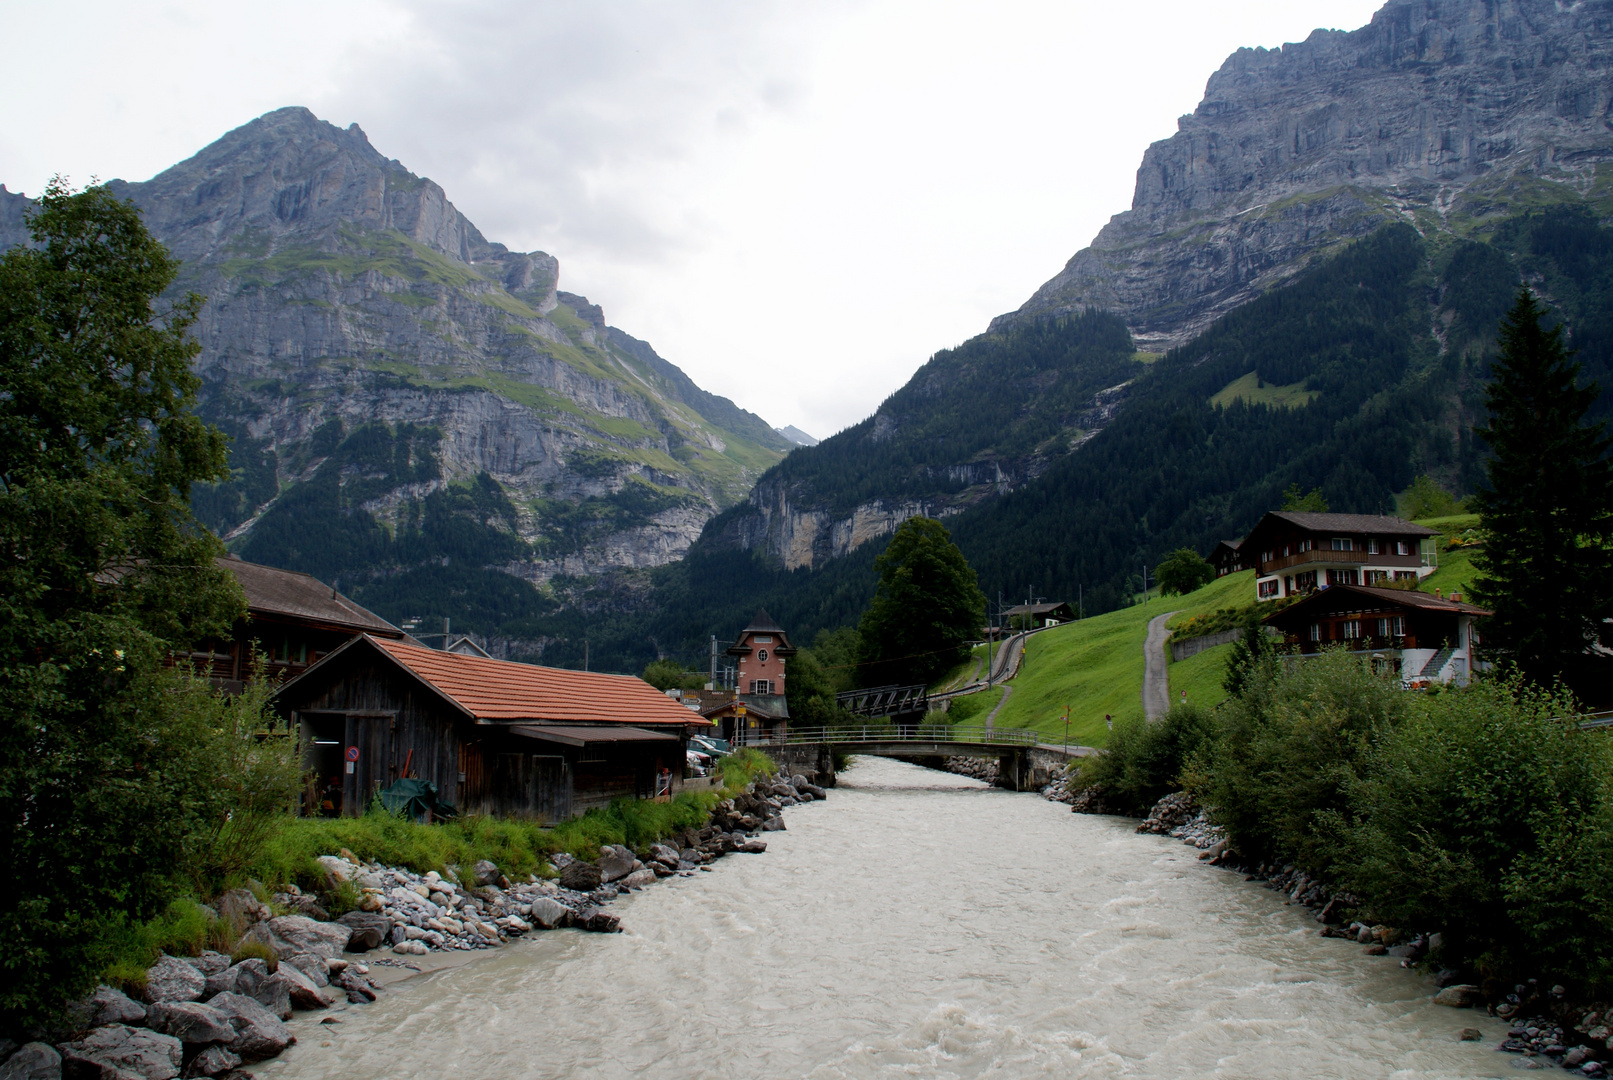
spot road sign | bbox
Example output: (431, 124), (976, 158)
(345, 746), (360, 762)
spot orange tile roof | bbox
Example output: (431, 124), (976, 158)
(371, 636), (712, 727)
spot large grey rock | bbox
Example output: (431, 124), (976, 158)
(471, 860), (500, 886)
(142, 958), (205, 1005)
(179, 1044), (239, 1078)
(527, 897), (569, 930)
(201, 959), (268, 1001)
(277, 953), (329, 987)
(335, 912), (389, 952)
(201, 993), (294, 1061)
(0, 1043), (61, 1080)
(179, 954), (230, 978)
(271, 961), (335, 1010)
(617, 869), (657, 889)
(1433, 984), (1482, 1008)
(79, 987), (147, 1028)
(559, 861), (602, 893)
(57, 1025), (181, 1080)
(143, 1003), (234, 1046)
(597, 847), (636, 884)
(213, 890), (270, 941)
(250, 975), (293, 1021)
(245, 915), (350, 960)
(647, 844), (680, 869)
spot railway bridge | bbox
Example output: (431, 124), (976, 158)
(749, 723), (1095, 792)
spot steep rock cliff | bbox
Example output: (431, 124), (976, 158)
(0, 109), (788, 603)
(994, 0), (1613, 349)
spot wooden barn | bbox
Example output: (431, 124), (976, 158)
(273, 634), (712, 821)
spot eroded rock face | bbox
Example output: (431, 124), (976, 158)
(994, 0), (1613, 350)
(0, 1042), (61, 1080)
(245, 915), (351, 960)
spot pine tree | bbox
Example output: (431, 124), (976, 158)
(1471, 289), (1613, 694)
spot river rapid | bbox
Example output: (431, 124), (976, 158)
(258, 757), (1514, 1079)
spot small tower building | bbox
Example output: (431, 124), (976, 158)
(710, 609), (796, 745)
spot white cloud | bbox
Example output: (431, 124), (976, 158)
(0, 0), (1384, 438)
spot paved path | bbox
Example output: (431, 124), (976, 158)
(1142, 611), (1180, 721)
(984, 683), (1013, 730)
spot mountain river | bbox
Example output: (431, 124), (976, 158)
(258, 757), (1513, 1079)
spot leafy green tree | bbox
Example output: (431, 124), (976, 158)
(1154, 548), (1214, 596)
(1222, 621), (1276, 697)
(0, 181), (254, 1024)
(1398, 474), (1464, 521)
(640, 658), (703, 692)
(856, 518), (986, 687)
(1281, 483), (1330, 512)
(1471, 289), (1613, 692)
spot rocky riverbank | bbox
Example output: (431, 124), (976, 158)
(0, 772), (827, 1080)
(1058, 783), (1613, 1075)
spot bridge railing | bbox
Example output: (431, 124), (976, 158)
(773, 724), (1040, 747)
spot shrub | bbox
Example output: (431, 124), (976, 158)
(1194, 649), (1408, 868)
(1070, 703), (1216, 815)
(1327, 676), (1613, 989)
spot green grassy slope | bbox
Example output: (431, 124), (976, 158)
(988, 570), (1257, 745)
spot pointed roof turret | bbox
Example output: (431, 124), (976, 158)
(742, 609), (784, 634)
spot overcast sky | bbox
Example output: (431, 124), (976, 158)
(2, 0), (1383, 438)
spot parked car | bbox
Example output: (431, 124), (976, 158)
(686, 748), (713, 776)
(690, 734), (731, 758)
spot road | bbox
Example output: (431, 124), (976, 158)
(1142, 610), (1180, 720)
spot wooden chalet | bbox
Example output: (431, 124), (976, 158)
(1209, 539), (1246, 578)
(1262, 583), (1490, 687)
(181, 555), (405, 691)
(273, 635), (712, 820)
(1236, 511), (1440, 602)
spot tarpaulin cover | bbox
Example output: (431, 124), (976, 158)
(379, 778), (457, 822)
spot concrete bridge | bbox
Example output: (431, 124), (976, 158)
(751, 724), (1095, 792)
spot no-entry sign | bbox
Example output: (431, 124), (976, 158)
(345, 746), (360, 762)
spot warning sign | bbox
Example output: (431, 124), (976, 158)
(345, 746), (360, 762)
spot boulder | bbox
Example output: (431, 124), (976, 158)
(252, 975), (294, 1020)
(336, 912), (389, 953)
(270, 962), (335, 1010)
(740, 839), (768, 854)
(1433, 984), (1483, 1008)
(202, 959), (268, 1001)
(143, 1003), (235, 1046)
(761, 817), (785, 832)
(0, 1043), (61, 1080)
(80, 986), (147, 1028)
(202, 993), (294, 1061)
(597, 847), (636, 884)
(472, 860), (501, 886)
(559, 861), (602, 893)
(575, 908), (621, 933)
(527, 898), (569, 930)
(618, 869), (657, 889)
(214, 890), (270, 940)
(57, 1025), (181, 1080)
(143, 957), (205, 1004)
(314, 855), (354, 883)
(278, 953), (329, 987)
(179, 1044), (239, 1078)
(392, 941), (428, 956)
(245, 915), (351, 960)
(647, 844), (680, 869)
(179, 953), (230, 978)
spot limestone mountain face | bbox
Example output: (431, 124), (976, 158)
(994, 0), (1613, 350)
(0, 108), (788, 598)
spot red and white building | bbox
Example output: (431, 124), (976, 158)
(1232, 511), (1441, 602)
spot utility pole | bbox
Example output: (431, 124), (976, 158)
(1078, 583), (1083, 621)
(709, 635), (718, 691)
(1063, 705), (1070, 754)
(584, 637), (589, 672)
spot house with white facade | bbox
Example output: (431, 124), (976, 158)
(1237, 511), (1440, 602)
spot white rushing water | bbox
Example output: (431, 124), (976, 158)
(258, 757), (1515, 1079)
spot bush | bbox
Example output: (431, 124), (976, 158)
(1326, 676), (1613, 988)
(1070, 703), (1215, 815)
(1194, 649), (1408, 868)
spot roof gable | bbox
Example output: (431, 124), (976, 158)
(279, 636), (711, 726)
(1247, 511), (1439, 543)
(222, 557), (402, 637)
(1263, 583), (1490, 623)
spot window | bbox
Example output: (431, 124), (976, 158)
(1300, 539), (1312, 552)
(1374, 617), (1390, 637)
(1331, 537), (1353, 551)
(1365, 569), (1388, 585)
(1294, 570), (1318, 592)
(1259, 578), (1281, 599)
(749, 680), (773, 695)
(1394, 570), (1417, 582)
(1343, 620), (1361, 640)
(1282, 544), (1291, 557)
(1309, 623), (1323, 643)
(757, 649), (769, 662)
(1327, 569), (1358, 586)
(1396, 540), (1411, 556)
(752, 635), (773, 644)
(1367, 539), (1380, 555)
(1390, 616), (1404, 637)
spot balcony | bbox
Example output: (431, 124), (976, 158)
(1259, 549), (1421, 574)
